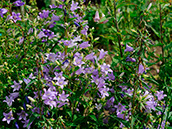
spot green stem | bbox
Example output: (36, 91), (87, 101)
(114, 0), (123, 58)
(159, 4), (164, 64)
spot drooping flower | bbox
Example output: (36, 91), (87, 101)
(25, 96), (30, 103)
(3, 96), (14, 106)
(0, 8), (8, 17)
(9, 92), (19, 99)
(124, 44), (134, 52)
(19, 37), (24, 45)
(79, 41), (90, 49)
(126, 56), (136, 62)
(2, 111), (15, 124)
(93, 11), (100, 22)
(138, 64), (146, 74)
(98, 49), (107, 60)
(13, 0), (25, 7)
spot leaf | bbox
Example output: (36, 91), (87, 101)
(111, 26), (117, 33)
(25, 79), (37, 89)
(110, 116), (130, 127)
(27, 115), (36, 128)
(164, 41), (172, 50)
(149, 26), (160, 38)
(99, 17), (107, 23)
(89, 114), (97, 122)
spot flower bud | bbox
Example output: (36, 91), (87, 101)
(26, 104), (32, 109)
(20, 106), (24, 110)
(28, 96), (36, 102)
(52, 81), (56, 85)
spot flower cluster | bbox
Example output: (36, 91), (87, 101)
(0, 0), (170, 128)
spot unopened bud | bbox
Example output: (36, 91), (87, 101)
(55, 61), (60, 65)
(52, 81), (56, 85)
(28, 96), (36, 102)
(17, 98), (21, 102)
(26, 104), (32, 109)
(20, 106), (24, 110)
(4, 62), (8, 66)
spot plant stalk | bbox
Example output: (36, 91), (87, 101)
(114, 0), (123, 57)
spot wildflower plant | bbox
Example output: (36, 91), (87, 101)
(0, 0), (171, 129)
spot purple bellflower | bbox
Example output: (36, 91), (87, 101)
(81, 25), (89, 36)
(124, 44), (134, 52)
(101, 63), (113, 75)
(3, 96), (14, 106)
(79, 41), (90, 49)
(2, 111), (15, 124)
(49, 4), (57, 9)
(107, 72), (115, 81)
(17, 110), (28, 120)
(19, 37), (24, 45)
(126, 56), (136, 62)
(70, 1), (80, 12)
(73, 57), (85, 67)
(95, 103), (102, 111)
(138, 64), (147, 74)
(22, 119), (33, 129)
(9, 12), (21, 23)
(15, 122), (19, 129)
(9, 92), (19, 99)
(99, 86), (109, 98)
(55, 78), (68, 89)
(11, 80), (21, 92)
(51, 13), (60, 21)
(155, 91), (167, 101)
(39, 10), (50, 19)
(94, 11), (100, 22)
(42, 88), (57, 100)
(59, 91), (69, 102)
(44, 98), (57, 109)
(114, 103), (126, 114)
(45, 53), (57, 62)
(0, 8), (8, 17)
(98, 49), (107, 60)
(13, 0), (25, 7)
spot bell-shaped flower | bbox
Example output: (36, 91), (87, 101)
(124, 44), (134, 52)
(94, 11), (100, 22)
